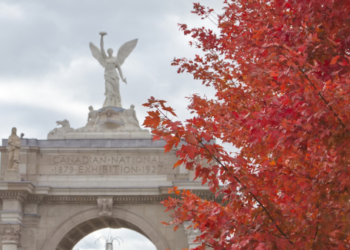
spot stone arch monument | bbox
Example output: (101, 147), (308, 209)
(0, 33), (211, 250)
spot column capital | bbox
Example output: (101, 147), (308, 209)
(0, 224), (21, 245)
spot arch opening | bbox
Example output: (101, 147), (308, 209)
(73, 227), (157, 250)
(40, 207), (169, 250)
(57, 217), (153, 250)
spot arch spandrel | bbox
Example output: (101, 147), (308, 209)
(41, 206), (169, 250)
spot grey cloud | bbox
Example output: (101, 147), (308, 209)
(0, 0), (223, 140)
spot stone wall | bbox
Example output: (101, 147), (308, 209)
(0, 138), (210, 250)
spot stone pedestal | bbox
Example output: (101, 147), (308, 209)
(97, 106), (125, 130)
(47, 105), (152, 139)
(4, 170), (20, 182)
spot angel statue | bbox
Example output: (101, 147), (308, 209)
(90, 32), (138, 108)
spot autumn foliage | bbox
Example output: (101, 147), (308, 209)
(143, 0), (350, 249)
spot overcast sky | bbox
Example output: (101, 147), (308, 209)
(74, 228), (156, 250)
(0, 0), (225, 141)
(0, 0), (228, 249)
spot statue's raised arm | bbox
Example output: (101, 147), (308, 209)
(99, 32), (107, 60)
(89, 32), (108, 68)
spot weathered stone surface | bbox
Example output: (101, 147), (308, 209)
(3, 170), (20, 182)
(0, 137), (209, 250)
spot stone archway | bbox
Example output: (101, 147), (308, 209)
(41, 206), (169, 250)
(0, 138), (207, 250)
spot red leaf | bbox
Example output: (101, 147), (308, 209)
(144, 1), (350, 248)
(330, 55), (340, 65)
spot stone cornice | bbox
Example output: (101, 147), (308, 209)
(43, 196), (97, 204)
(26, 195), (44, 203)
(0, 191), (27, 202)
(0, 181), (223, 204)
(26, 191), (221, 204)
(0, 181), (224, 203)
(2, 138), (177, 149)
(0, 182), (35, 193)
(1, 191), (220, 204)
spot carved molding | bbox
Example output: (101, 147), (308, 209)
(113, 196), (165, 203)
(26, 195), (44, 203)
(97, 197), (113, 217)
(0, 190), (221, 205)
(0, 224), (21, 244)
(0, 191), (27, 202)
(44, 196), (97, 204)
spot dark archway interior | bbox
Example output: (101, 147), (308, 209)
(56, 217), (150, 250)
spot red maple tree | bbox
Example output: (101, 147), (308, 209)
(143, 0), (350, 249)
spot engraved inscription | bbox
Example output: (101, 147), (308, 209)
(52, 165), (162, 175)
(50, 155), (165, 165)
(39, 154), (177, 175)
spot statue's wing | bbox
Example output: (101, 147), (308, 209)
(89, 42), (105, 67)
(116, 39), (138, 66)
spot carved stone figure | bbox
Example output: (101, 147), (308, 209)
(97, 197), (113, 217)
(8, 127), (21, 170)
(75, 106), (100, 133)
(72, 105), (151, 135)
(87, 106), (98, 126)
(48, 119), (75, 138)
(123, 104), (141, 129)
(90, 32), (138, 108)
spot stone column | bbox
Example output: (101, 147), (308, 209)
(0, 193), (25, 224)
(0, 224), (21, 250)
(183, 221), (201, 249)
(0, 192), (25, 250)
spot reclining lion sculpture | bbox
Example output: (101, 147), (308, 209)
(48, 119), (75, 139)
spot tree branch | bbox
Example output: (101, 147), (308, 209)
(277, 48), (346, 128)
(156, 108), (293, 245)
